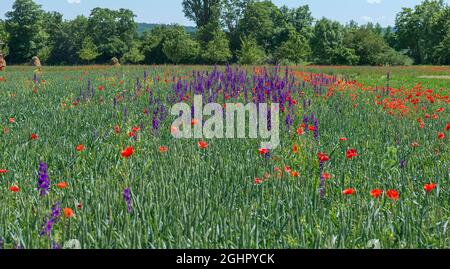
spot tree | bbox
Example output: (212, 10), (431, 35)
(0, 20), (9, 56)
(275, 28), (310, 65)
(5, 0), (46, 63)
(162, 26), (200, 64)
(202, 29), (232, 64)
(182, 0), (221, 29)
(237, 36), (266, 65)
(280, 5), (314, 37)
(121, 41), (145, 64)
(395, 0), (448, 64)
(79, 37), (101, 63)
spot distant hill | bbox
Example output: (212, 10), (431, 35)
(137, 23), (196, 34)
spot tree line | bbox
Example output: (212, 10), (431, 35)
(0, 0), (449, 65)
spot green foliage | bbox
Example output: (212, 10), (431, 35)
(121, 42), (145, 64)
(78, 37), (101, 63)
(237, 36), (266, 65)
(182, 0), (221, 29)
(202, 30), (232, 64)
(274, 29), (310, 65)
(5, 0), (46, 63)
(161, 26), (200, 64)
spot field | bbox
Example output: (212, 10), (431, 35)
(0, 65), (449, 249)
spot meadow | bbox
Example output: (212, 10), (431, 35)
(0, 65), (448, 249)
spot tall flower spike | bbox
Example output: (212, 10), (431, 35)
(37, 161), (50, 197)
(123, 188), (132, 213)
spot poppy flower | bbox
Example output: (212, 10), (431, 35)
(57, 182), (68, 189)
(132, 126), (140, 133)
(322, 173), (331, 180)
(9, 185), (20, 193)
(411, 142), (420, 148)
(64, 208), (74, 218)
(121, 146), (134, 158)
(340, 137), (348, 141)
(191, 118), (198, 126)
(290, 171), (300, 177)
(386, 189), (399, 200)
(370, 189), (383, 199)
(446, 123), (450, 132)
(198, 141), (208, 149)
(292, 144), (299, 154)
(171, 126), (178, 134)
(98, 85), (104, 91)
(76, 144), (85, 152)
(438, 132), (445, 140)
(255, 178), (263, 185)
(342, 188), (356, 195)
(259, 148), (269, 155)
(159, 146), (168, 153)
(436, 108), (444, 113)
(114, 125), (121, 134)
(317, 152), (330, 162)
(30, 133), (38, 140)
(0, 169), (8, 174)
(9, 118), (15, 123)
(296, 127), (305, 135)
(424, 183), (437, 193)
(308, 126), (316, 131)
(128, 131), (136, 137)
(346, 149), (358, 159)
(285, 166), (292, 173)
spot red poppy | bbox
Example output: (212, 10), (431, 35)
(9, 118), (15, 123)
(171, 126), (178, 134)
(342, 188), (356, 195)
(198, 141), (209, 149)
(259, 148), (269, 155)
(255, 178), (263, 185)
(339, 137), (348, 141)
(114, 125), (121, 134)
(57, 182), (69, 189)
(436, 107), (444, 113)
(191, 118), (198, 126)
(132, 126), (140, 133)
(317, 152), (330, 162)
(322, 173), (331, 180)
(284, 166), (292, 173)
(128, 131), (136, 137)
(308, 126), (316, 131)
(346, 149), (358, 159)
(290, 171), (300, 177)
(296, 127), (305, 136)
(0, 169), (8, 174)
(64, 208), (74, 218)
(438, 132), (445, 140)
(386, 189), (399, 200)
(159, 146), (169, 153)
(76, 144), (85, 152)
(292, 144), (299, 154)
(98, 85), (104, 91)
(370, 189), (383, 199)
(424, 183), (437, 193)
(30, 133), (38, 140)
(121, 146), (134, 158)
(9, 185), (20, 193)
(446, 123), (450, 132)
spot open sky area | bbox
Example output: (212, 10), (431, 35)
(1, 0), (446, 27)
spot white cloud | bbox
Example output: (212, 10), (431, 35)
(367, 0), (382, 4)
(67, 0), (81, 4)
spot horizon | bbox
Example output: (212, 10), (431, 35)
(0, 0), (444, 27)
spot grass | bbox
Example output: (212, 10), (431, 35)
(0, 65), (448, 249)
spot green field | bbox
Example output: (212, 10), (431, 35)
(0, 65), (448, 249)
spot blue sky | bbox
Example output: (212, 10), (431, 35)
(0, 0), (447, 26)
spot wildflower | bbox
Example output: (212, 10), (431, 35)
(322, 173), (331, 180)
(9, 118), (15, 123)
(292, 144), (299, 154)
(98, 85), (104, 91)
(424, 183), (437, 193)
(342, 188), (356, 195)
(370, 189), (383, 199)
(259, 148), (269, 155)
(346, 149), (358, 159)
(198, 141), (209, 149)
(339, 137), (348, 141)
(37, 162), (50, 197)
(40, 203), (61, 237)
(317, 152), (330, 162)
(31, 133), (38, 140)
(75, 144), (84, 152)
(0, 169), (8, 174)
(114, 125), (121, 134)
(296, 127), (305, 135)
(308, 126), (316, 131)
(285, 166), (292, 173)
(386, 189), (399, 200)
(446, 123), (450, 132)
(191, 118), (198, 126)
(290, 171), (300, 177)
(121, 147), (134, 158)
(128, 131), (136, 137)
(159, 146), (169, 153)
(63, 208), (74, 218)
(9, 185), (20, 193)
(57, 182), (68, 189)
(255, 178), (263, 185)
(123, 188), (132, 213)
(438, 132), (445, 140)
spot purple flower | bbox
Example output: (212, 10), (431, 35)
(37, 161), (50, 197)
(123, 188), (132, 213)
(52, 242), (61, 249)
(40, 203), (61, 237)
(319, 161), (326, 199)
